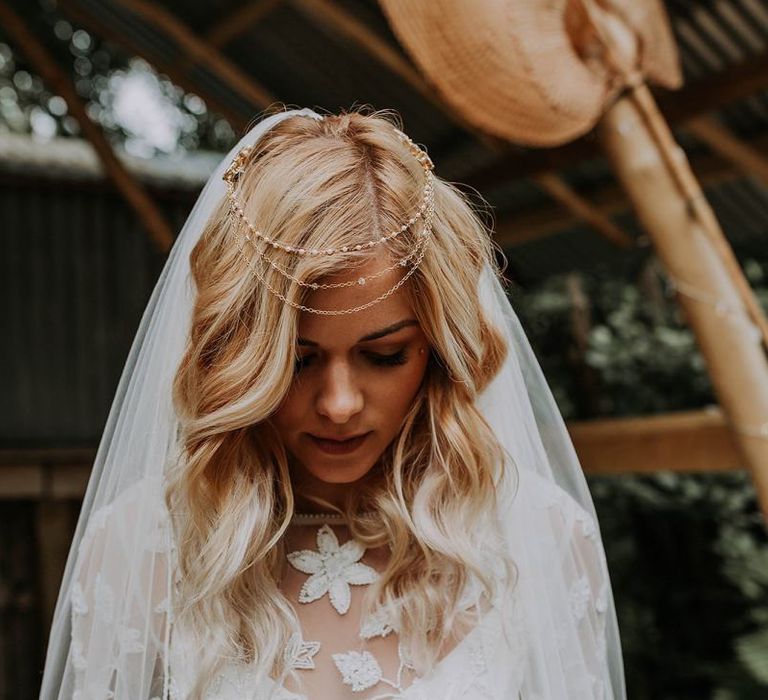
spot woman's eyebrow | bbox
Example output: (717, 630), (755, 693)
(358, 318), (419, 342)
(297, 319), (418, 346)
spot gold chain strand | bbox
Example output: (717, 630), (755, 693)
(232, 225), (432, 316)
(231, 199), (434, 316)
(224, 172), (433, 257)
(236, 223), (427, 290)
(222, 125), (435, 258)
(229, 180), (435, 290)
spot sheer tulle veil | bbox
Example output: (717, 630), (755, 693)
(39, 107), (626, 699)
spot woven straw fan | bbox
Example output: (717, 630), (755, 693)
(380, 0), (768, 519)
(377, 0), (681, 146)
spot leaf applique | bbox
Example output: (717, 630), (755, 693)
(332, 650), (383, 692)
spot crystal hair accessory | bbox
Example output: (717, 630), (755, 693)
(222, 119), (436, 315)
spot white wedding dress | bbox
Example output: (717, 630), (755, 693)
(68, 467), (612, 700)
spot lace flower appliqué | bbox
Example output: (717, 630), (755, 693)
(569, 574), (592, 622)
(332, 650), (383, 692)
(284, 633), (321, 670)
(287, 524), (378, 615)
(360, 607), (396, 639)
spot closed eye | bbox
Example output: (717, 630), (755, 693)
(294, 355), (316, 374)
(365, 350), (408, 367)
(293, 350), (408, 374)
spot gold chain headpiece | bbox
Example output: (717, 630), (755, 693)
(222, 120), (435, 315)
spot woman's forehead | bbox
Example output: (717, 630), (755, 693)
(297, 294), (418, 348)
(297, 256), (419, 346)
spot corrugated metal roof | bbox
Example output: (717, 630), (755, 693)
(0, 182), (185, 445)
(0, 131), (218, 186)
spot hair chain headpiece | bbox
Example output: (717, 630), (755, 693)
(222, 118), (436, 315)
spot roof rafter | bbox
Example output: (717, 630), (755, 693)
(206, 0), (284, 48)
(495, 132), (768, 247)
(687, 114), (768, 188)
(112, 0), (276, 108)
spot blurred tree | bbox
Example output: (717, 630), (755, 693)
(0, 0), (237, 154)
(515, 254), (768, 699)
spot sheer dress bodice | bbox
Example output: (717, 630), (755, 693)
(68, 469), (612, 699)
(168, 520), (525, 700)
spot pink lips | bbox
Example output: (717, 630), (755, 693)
(308, 432), (371, 455)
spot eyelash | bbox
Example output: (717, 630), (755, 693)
(294, 350), (408, 373)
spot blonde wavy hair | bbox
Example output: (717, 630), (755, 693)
(167, 107), (515, 697)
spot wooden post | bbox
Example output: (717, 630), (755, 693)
(598, 90), (768, 520)
(36, 500), (77, 632)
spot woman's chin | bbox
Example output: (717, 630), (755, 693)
(301, 460), (376, 485)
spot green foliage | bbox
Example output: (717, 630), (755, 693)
(513, 256), (768, 699)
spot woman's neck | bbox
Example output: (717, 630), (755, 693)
(289, 461), (354, 513)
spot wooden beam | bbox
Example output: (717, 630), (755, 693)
(468, 139), (596, 192)
(0, 447), (96, 465)
(568, 407), (744, 475)
(531, 173), (635, 249)
(686, 114), (768, 189)
(0, 448), (94, 499)
(0, 1), (175, 252)
(206, 0), (284, 48)
(111, 0), (276, 110)
(494, 133), (757, 247)
(0, 463), (92, 499)
(465, 50), (768, 190)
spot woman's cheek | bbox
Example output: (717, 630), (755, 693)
(376, 361), (427, 421)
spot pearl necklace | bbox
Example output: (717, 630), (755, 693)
(290, 511), (376, 526)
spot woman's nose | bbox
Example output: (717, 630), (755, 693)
(315, 361), (364, 424)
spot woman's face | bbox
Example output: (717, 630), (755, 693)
(270, 255), (430, 495)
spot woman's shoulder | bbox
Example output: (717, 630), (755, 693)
(76, 474), (174, 560)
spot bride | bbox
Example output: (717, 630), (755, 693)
(39, 107), (626, 699)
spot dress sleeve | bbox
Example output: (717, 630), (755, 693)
(67, 477), (176, 699)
